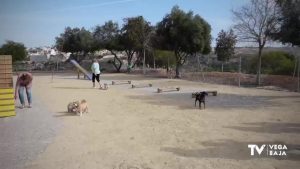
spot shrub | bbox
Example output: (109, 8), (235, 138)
(247, 51), (295, 75)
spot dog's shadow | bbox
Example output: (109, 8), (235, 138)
(53, 111), (77, 117)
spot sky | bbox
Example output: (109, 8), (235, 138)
(0, 0), (248, 48)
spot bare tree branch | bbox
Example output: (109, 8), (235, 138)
(232, 0), (281, 85)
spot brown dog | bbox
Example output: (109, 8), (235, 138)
(67, 99), (89, 116)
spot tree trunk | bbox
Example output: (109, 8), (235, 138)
(238, 55), (242, 87)
(256, 46), (263, 86)
(112, 58), (122, 73)
(127, 58), (132, 73)
(175, 62), (181, 78)
(291, 46), (297, 78)
(111, 51), (123, 72)
(142, 48), (146, 75)
(126, 51), (134, 73)
(116, 60), (122, 72)
(77, 69), (80, 79)
(293, 55), (297, 78)
(77, 53), (80, 63)
(132, 59), (139, 69)
(174, 50), (186, 78)
(221, 63), (224, 72)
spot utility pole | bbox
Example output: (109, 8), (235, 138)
(198, 54), (205, 81)
(197, 53), (201, 81)
(56, 60), (59, 72)
(298, 55), (300, 92)
(197, 53), (200, 71)
(167, 55), (169, 71)
(238, 55), (241, 87)
(153, 54), (156, 69)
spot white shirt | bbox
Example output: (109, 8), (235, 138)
(91, 62), (100, 74)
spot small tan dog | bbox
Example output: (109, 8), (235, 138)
(100, 83), (108, 90)
(67, 99), (89, 116)
(78, 99), (88, 116)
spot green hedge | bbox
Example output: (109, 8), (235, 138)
(246, 51), (295, 75)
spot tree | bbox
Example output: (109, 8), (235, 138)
(141, 26), (155, 75)
(0, 41), (27, 62)
(120, 16), (152, 72)
(156, 6), (211, 78)
(215, 29), (237, 72)
(272, 0), (300, 46)
(93, 21), (123, 72)
(272, 0), (300, 86)
(232, 0), (281, 85)
(56, 27), (95, 62)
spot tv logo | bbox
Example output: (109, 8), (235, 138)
(248, 144), (266, 155)
(248, 144), (287, 156)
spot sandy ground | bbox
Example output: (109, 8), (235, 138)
(1, 73), (300, 169)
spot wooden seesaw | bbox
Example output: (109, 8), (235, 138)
(191, 90), (218, 98)
(157, 87), (180, 93)
(111, 80), (131, 85)
(132, 84), (153, 88)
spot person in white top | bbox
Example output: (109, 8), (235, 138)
(91, 58), (101, 88)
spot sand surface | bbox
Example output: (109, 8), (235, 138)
(1, 73), (300, 169)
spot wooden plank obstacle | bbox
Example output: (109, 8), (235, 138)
(192, 91), (218, 98)
(132, 84), (152, 88)
(0, 55), (16, 117)
(157, 87), (180, 93)
(111, 80), (131, 85)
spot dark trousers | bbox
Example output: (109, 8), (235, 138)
(92, 73), (100, 82)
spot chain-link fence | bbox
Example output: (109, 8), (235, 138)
(180, 52), (299, 92)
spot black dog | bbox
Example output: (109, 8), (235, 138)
(195, 91), (208, 109)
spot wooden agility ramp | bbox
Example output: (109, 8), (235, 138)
(0, 55), (16, 117)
